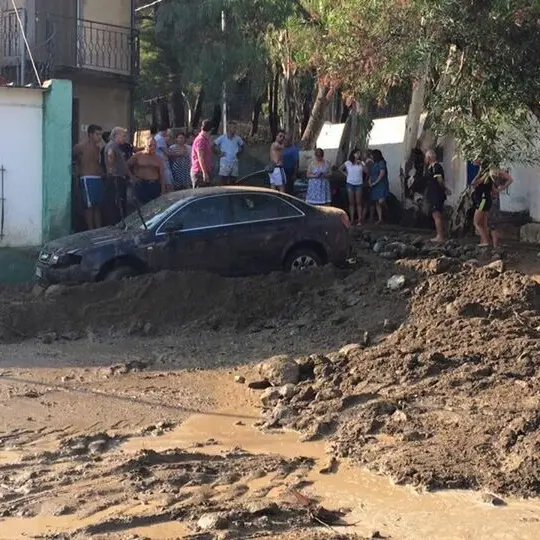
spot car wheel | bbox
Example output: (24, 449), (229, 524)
(285, 248), (323, 272)
(104, 265), (138, 282)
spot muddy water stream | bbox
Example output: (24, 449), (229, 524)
(122, 409), (540, 540)
(3, 407), (540, 539)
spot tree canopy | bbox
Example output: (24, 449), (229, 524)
(137, 0), (540, 165)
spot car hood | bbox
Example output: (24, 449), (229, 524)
(42, 226), (134, 255)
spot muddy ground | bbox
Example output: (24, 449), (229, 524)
(1, 230), (540, 539)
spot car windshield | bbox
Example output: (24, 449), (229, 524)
(121, 194), (185, 230)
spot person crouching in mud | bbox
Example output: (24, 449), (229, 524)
(471, 160), (514, 248)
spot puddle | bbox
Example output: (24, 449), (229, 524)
(122, 408), (540, 540)
(3, 408), (540, 539)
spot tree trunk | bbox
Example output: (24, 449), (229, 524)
(169, 89), (186, 128)
(301, 97), (311, 136)
(211, 104), (221, 134)
(341, 101), (351, 123)
(268, 71), (280, 141)
(400, 72), (427, 200)
(301, 83), (330, 149)
(250, 95), (263, 136)
(347, 102), (358, 155)
(191, 88), (204, 129)
(282, 73), (295, 134)
(157, 100), (171, 129)
(149, 99), (158, 130)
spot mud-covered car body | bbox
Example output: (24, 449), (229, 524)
(35, 186), (350, 285)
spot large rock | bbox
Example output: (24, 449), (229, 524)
(197, 512), (229, 531)
(260, 387), (281, 407)
(387, 275), (406, 291)
(520, 223), (540, 244)
(258, 355), (300, 386)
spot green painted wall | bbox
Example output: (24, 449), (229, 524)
(42, 80), (73, 243)
(0, 247), (39, 284)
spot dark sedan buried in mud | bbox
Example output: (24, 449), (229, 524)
(35, 186), (351, 285)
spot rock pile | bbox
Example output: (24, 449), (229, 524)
(252, 262), (540, 497)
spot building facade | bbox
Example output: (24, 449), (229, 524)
(0, 0), (138, 142)
(0, 80), (72, 283)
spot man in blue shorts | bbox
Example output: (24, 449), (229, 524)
(73, 124), (104, 229)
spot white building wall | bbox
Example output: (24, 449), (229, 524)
(367, 115), (540, 222)
(0, 87), (43, 246)
(368, 116), (408, 196)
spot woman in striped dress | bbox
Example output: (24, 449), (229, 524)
(306, 148), (331, 205)
(170, 132), (192, 190)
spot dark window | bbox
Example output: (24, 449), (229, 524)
(164, 196), (231, 231)
(230, 194), (302, 224)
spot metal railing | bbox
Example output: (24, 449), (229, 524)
(1, 9), (138, 85)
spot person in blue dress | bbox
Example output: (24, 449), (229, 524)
(369, 149), (389, 224)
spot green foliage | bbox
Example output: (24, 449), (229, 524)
(138, 0), (540, 165)
(154, 0), (296, 102)
(283, 0), (540, 165)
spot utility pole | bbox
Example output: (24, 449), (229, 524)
(221, 9), (227, 134)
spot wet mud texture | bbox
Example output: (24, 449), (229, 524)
(255, 259), (540, 498)
(0, 430), (362, 539)
(0, 262), (410, 346)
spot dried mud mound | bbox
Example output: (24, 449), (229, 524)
(257, 265), (540, 497)
(0, 262), (410, 343)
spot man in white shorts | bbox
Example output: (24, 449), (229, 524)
(268, 129), (286, 192)
(214, 122), (244, 185)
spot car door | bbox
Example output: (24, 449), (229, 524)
(227, 193), (305, 275)
(155, 194), (234, 273)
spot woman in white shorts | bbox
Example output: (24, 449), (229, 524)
(341, 148), (365, 225)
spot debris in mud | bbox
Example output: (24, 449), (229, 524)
(234, 375), (246, 384)
(248, 380), (272, 390)
(480, 493), (506, 506)
(258, 355), (300, 386)
(60, 433), (117, 456)
(197, 512), (230, 531)
(386, 275), (406, 291)
(104, 359), (149, 377)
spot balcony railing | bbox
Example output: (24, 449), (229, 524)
(1, 9), (138, 85)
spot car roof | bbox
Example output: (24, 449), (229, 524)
(163, 185), (293, 203)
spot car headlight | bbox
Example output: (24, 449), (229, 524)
(49, 253), (82, 267)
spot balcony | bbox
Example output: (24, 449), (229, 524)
(1, 8), (139, 85)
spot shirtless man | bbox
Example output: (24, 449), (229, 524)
(268, 129), (286, 192)
(127, 137), (166, 205)
(73, 124), (103, 229)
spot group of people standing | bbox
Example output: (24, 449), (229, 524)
(266, 130), (391, 222)
(73, 119), (245, 230)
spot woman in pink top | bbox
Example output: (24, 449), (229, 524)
(190, 119), (214, 188)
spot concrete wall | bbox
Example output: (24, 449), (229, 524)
(0, 87), (44, 246)
(368, 116), (409, 195)
(74, 82), (130, 138)
(80, 0), (131, 27)
(42, 79), (72, 242)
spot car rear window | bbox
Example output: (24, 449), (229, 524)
(230, 194), (303, 224)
